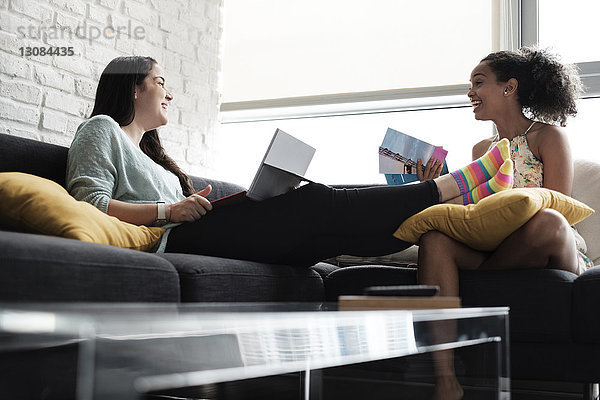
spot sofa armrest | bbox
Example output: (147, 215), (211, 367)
(189, 176), (247, 200)
(572, 160), (600, 264)
(572, 266), (600, 343)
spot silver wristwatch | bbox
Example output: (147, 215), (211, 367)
(156, 201), (167, 224)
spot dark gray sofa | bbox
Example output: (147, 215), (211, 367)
(0, 132), (336, 399)
(325, 265), (600, 397)
(2, 132), (600, 399)
(0, 132), (333, 304)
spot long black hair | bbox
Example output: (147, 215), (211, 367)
(481, 47), (583, 127)
(91, 56), (195, 196)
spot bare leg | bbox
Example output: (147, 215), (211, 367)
(433, 174), (490, 205)
(418, 232), (487, 400)
(478, 209), (578, 273)
(418, 210), (578, 275)
(433, 174), (461, 203)
(418, 231), (488, 294)
(417, 209), (579, 399)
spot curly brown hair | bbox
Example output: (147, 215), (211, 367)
(481, 47), (583, 127)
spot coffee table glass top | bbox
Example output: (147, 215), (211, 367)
(0, 303), (509, 399)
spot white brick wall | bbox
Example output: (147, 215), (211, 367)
(0, 0), (223, 176)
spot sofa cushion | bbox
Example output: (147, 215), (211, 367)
(459, 269), (576, 342)
(572, 266), (600, 343)
(190, 176), (247, 201)
(323, 265), (575, 343)
(394, 188), (594, 251)
(0, 172), (165, 251)
(0, 133), (69, 187)
(310, 262), (339, 280)
(511, 342), (600, 382)
(156, 253), (325, 302)
(572, 159), (600, 264)
(0, 231), (180, 302)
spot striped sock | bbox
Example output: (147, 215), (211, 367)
(463, 159), (514, 204)
(451, 138), (510, 195)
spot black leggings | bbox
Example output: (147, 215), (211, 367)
(165, 181), (439, 266)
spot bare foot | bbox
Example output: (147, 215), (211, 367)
(433, 375), (464, 400)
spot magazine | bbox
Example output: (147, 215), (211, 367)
(379, 127), (448, 184)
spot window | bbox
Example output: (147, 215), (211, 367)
(215, 98), (600, 185)
(214, 107), (486, 185)
(538, 0), (600, 64)
(222, 0), (493, 104)
(216, 1), (600, 187)
(523, 0), (600, 97)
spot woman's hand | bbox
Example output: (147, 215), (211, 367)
(167, 185), (213, 222)
(417, 157), (443, 181)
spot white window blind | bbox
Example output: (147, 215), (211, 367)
(222, 0), (493, 104)
(538, 0), (600, 64)
(534, 0), (600, 97)
(216, 1), (600, 187)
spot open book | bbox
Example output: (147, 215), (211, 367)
(379, 127), (448, 184)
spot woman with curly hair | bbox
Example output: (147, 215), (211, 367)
(416, 47), (586, 399)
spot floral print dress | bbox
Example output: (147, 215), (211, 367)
(489, 130), (593, 274)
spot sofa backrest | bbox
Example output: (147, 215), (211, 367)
(0, 133), (69, 187)
(572, 159), (600, 265)
(189, 176), (247, 201)
(0, 133), (247, 200)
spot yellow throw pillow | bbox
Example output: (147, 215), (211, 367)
(394, 188), (594, 251)
(0, 172), (165, 251)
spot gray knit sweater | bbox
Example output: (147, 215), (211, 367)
(66, 115), (186, 251)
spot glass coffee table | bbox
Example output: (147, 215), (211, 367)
(0, 303), (509, 399)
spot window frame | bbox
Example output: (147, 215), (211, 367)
(521, 0), (600, 97)
(220, 0), (600, 123)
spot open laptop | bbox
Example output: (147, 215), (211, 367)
(211, 129), (316, 207)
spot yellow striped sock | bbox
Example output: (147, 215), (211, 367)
(451, 138), (510, 195)
(465, 159), (514, 204)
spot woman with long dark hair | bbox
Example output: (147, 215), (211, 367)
(67, 56), (511, 266)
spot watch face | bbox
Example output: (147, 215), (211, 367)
(157, 202), (167, 221)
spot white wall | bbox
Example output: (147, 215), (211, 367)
(0, 0), (223, 176)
